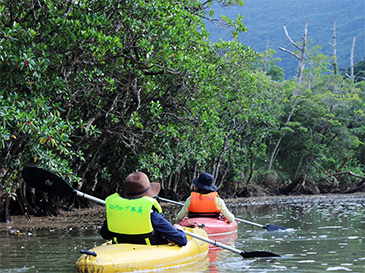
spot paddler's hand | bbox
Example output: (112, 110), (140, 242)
(173, 224), (182, 230)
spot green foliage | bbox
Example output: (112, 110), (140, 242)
(0, 0), (98, 193)
(1, 0), (257, 197)
(0, 0), (363, 202)
(268, 51), (365, 181)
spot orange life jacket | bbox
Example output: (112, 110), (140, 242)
(189, 192), (220, 217)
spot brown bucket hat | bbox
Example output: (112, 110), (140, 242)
(124, 172), (160, 198)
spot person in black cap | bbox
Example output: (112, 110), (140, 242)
(100, 171), (187, 246)
(176, 173), (234, 223)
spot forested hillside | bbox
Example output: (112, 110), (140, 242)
(1, 0), (364, 220)
(207, 0), (365, 79)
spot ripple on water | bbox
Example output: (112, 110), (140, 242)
(297, 260), (316, 263)
(326, 266), (352, 271)
(2, 266), (35, 272)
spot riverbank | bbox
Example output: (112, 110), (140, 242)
(1, 192), (364, 233)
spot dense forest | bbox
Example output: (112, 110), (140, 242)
(0, 0), (364, 221)
(207, 0), (365, 79)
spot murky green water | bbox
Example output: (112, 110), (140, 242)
(1, 194), (364, 272)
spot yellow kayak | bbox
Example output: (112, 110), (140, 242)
(75, 226), (209, 272)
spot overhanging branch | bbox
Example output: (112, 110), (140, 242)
(326, 171), (365, 180)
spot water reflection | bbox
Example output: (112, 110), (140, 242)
(219, 195), (365, 272)
(0, 227), (104, 272)
(0, 194), (364, 272)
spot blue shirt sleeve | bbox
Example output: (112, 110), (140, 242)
(151, 211), (188, 246)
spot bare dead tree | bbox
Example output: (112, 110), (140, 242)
(345, 37), (356, 80)
(329, 20), (338, 75)
(268, 21), (310, 172)
(350, 37), (356, 80)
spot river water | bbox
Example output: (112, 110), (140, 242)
(0, 194), (364, 272)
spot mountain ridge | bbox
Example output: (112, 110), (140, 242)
(206, 0), (365, 79)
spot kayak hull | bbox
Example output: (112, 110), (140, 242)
(75, 227), (209, 273)
(178, 217), (238, 237)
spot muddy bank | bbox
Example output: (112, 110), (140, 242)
(1, 193), (364, 233)
(0, 206), (105, 233)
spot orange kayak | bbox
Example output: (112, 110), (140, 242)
(178, 217), (238, 237)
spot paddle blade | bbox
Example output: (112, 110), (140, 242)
(241, 251), (281, 259)
(265, 224), (287, 231)
(22, 167), (75, 196)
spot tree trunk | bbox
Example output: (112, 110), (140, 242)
(0, 197), (13, 223)
(336, 156), (350, 172)
(350, 37), (356, 81)
(213, 121), (236, 183)
(279, 174), (304, 195)
(268, 95), (299, 171)
(269, 21), (310, 171)
(330, 20), (338, 75)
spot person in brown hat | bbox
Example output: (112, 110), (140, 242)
(176, 173), (235, 223)
(100, 172), (187, 246)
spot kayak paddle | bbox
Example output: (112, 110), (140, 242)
(21, 166), (281, 259)
(182, 229), (280, 258)
(156, 196), (288, 231)
(234, 218), (287, 232)
(22, 166), (106, 205)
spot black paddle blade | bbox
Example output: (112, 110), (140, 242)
(22, 167), (75, 196)
(264, 224), (287, 231)
(80, 250), (97, 257)
(241, 251), (281, 259)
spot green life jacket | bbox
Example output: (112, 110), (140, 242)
(105, 193), (162, 235)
